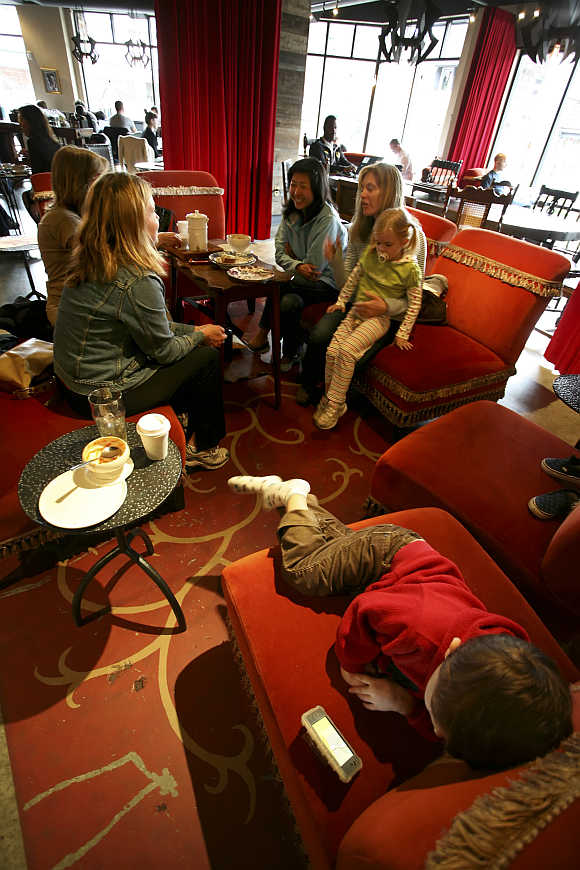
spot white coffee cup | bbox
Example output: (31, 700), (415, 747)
(81, 436), (129, 484)
(227, 233), (251, 253)
(177, 220), (189, 248)
(136, 413), (171, 460)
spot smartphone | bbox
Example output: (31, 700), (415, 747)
(301, 705), (362, 783)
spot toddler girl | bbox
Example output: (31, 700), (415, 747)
(313, 207), (422, 430)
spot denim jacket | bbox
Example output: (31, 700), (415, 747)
(54, 266), (203, 395)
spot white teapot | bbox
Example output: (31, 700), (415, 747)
(187, 209), (209, 252)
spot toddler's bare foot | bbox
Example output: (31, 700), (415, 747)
(341, 668), (414, 715)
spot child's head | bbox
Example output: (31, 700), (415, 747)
(494, 152), (507, 171)
(372, 207), (418, 263)
(425, 634), (572, 770)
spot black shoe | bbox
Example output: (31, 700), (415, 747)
(296, 385), (312, 406)
(528, 489), (579, 520)
(541, 456), (580, 487)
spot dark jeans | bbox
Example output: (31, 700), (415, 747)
(259, 280), (337, 358)
(60, 345), (226, 451)
(300, 304), (399, 396)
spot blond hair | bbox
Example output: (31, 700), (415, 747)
(51, 145), (108, 214)
(67, 172), (165, 286)
(372, 207), (419, 256)
(350, 163), (404, 244)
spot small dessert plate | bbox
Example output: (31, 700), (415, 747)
(38, 466), (127, 529)
(209, 251), (256, 270)
(227, 265), (274, 282)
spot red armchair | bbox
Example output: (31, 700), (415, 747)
(138, 169), (226, 237)
(354, 228), (570, 428)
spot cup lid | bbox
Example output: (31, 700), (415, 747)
(137, 412), (170, 434)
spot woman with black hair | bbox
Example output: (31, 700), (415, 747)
(247, 157), (347, 370)
(142, 111), (159, 158)
(18, 104), (60, 174)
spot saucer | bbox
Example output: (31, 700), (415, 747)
(38, 466), (127, 529)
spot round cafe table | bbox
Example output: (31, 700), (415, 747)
(18, 422), (185, 629)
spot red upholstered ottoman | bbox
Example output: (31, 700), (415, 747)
(0, 391), (186, 557)
(369, 401), (580, 628)
(222, 508), (579, 870)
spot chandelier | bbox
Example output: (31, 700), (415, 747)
(378, 1), (441, 65)
(124, 10), (150, 68)
(516, 2), (580, 64)
(71, 10), (98, 65)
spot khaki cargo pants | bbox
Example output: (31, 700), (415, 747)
(277, 496), (422, 598)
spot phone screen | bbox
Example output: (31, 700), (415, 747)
(312, 716), (353, 766)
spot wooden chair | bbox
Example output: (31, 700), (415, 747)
(533, 184), (578, 218)
(411, 158), (462, 201)
(443, 184), (515, 232)
(335, 178), (357, 221)
(53, 127), (77, 147)
(303, 135), (315, 156)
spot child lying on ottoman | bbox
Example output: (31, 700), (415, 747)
(228, 474), (573, 770)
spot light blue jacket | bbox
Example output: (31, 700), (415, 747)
(54, 266), (202, 395)
(275, 202), (347, 290)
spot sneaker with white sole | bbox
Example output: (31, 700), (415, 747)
(185, 445), (230, 470)
(313, 401), (347, 430)
(541, 456), (580, 487)
(527, 489), (579, 520)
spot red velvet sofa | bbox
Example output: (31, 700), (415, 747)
(222, 508), (580, 869)
(354, 228), (571, 428)
(368, 401), (580, 633)
(0, 388), (186, 559)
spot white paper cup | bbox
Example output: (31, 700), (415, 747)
(136, 413), (171, 460)
(81, 436), (129, 484)
(177, 220), (189, 248)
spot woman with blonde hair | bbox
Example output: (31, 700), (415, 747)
(38, 145), (109, 325)
(54, 172), (229, 471)
(297, 163), (426, 406)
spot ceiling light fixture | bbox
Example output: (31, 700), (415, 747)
(378, 0), (440, 65)
(71, 10), (98, 65)
(333, 1), (339, 17)
(517, 2), (580, 64)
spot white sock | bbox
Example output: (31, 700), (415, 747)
(228, 475), (282, 495)
(262, 479), (310, 510)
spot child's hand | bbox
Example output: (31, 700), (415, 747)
(352, 292), (388, 319)
(395, 337), (413, 351)
(327, 302), (345, 314)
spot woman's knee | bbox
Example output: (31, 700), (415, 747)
(281, 293), (304, 316)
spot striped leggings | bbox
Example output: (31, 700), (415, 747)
(325, 310), (391, 407)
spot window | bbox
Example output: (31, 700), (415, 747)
(492, 54), (580, 195)
(300, 16), (468, 173)
(74, 11), (159, 123)
(0, 6), (35, 112)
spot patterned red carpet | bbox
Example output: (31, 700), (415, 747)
(0, 375), (390, 870)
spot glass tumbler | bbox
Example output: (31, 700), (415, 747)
(88, 387), (127, 441)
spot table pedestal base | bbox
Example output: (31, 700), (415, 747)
(72, 526), (186, 630)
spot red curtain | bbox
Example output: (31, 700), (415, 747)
(448, 8), (516, 172)
(154, 0), (282, 239)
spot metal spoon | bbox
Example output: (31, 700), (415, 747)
(55, 445), (124, 503)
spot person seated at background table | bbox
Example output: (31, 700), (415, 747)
(228, 473), (573, 769)
(74, 101), (98, 132)
(389, 138), (413, 180)
(141, 111), (159, 158)
(309, 115), (356, 177)
(53, 172), (230, 471)
(38, 146), (109, 327)
(246, 157), (347, 370)
(480, 153), (511, 195)
(18, 104), (60, 174)
(36, 100), (67, 127)
(297, 163), (426, 406)
(108, 99), (137, 134)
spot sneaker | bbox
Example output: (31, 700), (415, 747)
(541, 456), (580, 487)
(527, 489), (579, 520)
(185, 445), (230, 470)
(313, 401), (347, 430)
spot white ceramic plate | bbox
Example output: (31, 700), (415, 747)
(227, 265), (274, 282)
(38, 465), (127, 529)
(209, 251), (256, 270)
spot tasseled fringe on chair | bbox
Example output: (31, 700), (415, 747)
(440, 244), (563, 297)
(1, 526), (64, 559)
(361, 365), (514, 404)
(151, 185), (224, 196)
(425, 732), (580, 869)
(353, 378), (508, 427)
(427, 237), (452, 259)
